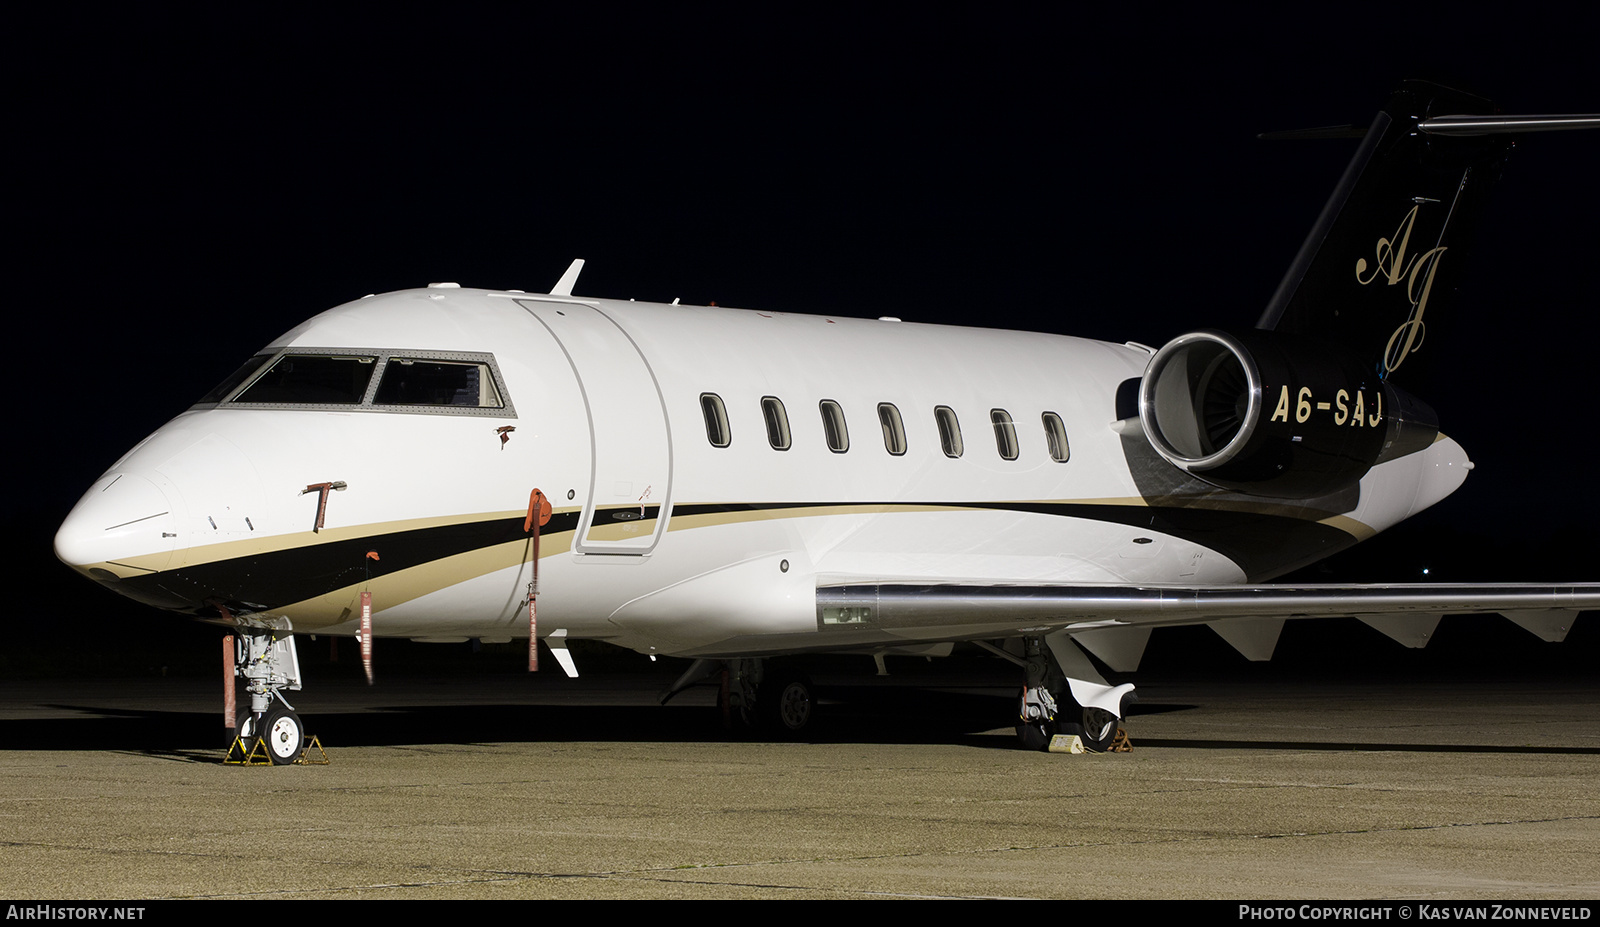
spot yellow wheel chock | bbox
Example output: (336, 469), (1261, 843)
(224, 733), (330, 765)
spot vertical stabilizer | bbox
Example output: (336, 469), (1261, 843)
(1257, 82), (1511, 380)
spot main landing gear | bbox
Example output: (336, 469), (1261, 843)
(228, 628), (311, 765)
(735, 659), (817, 736)
(662, 641), (1129, 752)
(662, 657), (818, 737)
(1006, 633), (1134, 753)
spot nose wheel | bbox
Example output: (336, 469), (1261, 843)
(260, 707), (305, 764)
(232, 706), (308, 765)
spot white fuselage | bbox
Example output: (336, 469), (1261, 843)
(54, 286), (1471, 658)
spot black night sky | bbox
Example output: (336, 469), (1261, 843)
(10, 7), (1599, 678)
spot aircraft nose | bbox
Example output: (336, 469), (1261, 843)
(55, 472), (180, 575)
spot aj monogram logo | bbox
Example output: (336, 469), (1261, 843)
(1355, 205), (1447, 376)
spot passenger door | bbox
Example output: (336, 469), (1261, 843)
(517, 299), (672, 554)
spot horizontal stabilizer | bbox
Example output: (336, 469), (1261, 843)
(1070, 625), (1152, 672)
(1419, 114), (1600, 136)
(1359, 613), (1442, 648)
(1500, 609), (1580, 643)
(1207, 617), (1284, 662)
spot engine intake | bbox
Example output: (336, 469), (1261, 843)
(1138, 330), (1436, 498)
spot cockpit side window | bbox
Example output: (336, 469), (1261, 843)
(198, 353), (275, 403)
(233, 354), (378, 404)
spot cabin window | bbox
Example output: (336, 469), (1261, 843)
(762, 396), (791, 450)
(990, 409), (1019, 460)
(375, 358), (503, 408)
(232, 353), (379, 404)
(1042, 411), (1070, 463)
(878, 403), (907, 456)
(934, 406), (963, 458)
(701, 393), (731, 447)
(819, 400), (849, 453)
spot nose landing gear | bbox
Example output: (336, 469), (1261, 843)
(224, 628), (327, 765)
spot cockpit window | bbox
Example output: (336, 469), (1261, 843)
(233, 354), (378, 404)
(375, 359), (503, 408)
(198, 353), (274, 404)
(206, 348), (515, 417)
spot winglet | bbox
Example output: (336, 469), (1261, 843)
(550, 258), (585, 296)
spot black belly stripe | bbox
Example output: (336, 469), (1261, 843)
(116, 502), (1350, 618)
(119, 511), (580, 618)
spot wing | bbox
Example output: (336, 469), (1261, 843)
(816, 582), (1600, 668)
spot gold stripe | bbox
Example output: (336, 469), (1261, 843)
(664, 497), (1158, 533)
(1316, 513), (1377, 541)
(665, 503), (984, 532)
(586, 518), (660, 541)
(96, 560), (160, 580)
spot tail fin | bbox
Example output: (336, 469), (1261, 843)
(1257, 81), (1596, 379)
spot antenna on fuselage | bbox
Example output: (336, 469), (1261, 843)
(550, 258), (585, 296)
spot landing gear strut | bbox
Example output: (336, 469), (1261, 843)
(1012, 633), (1133, 753)
(724, 658), (816, 737)
(231, 629), (306, 765)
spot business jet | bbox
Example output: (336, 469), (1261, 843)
(55, 81), (1600, 762)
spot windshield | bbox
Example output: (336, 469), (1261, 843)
(233, 354), (379, 404)
(197, 348), (514, 416)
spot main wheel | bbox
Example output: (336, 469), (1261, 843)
(1079, 706), (1119, 753)
(259, 706), (304, 765)
(761, 673), (816, 736)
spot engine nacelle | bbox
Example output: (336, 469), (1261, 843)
(1137, 330), (1437, 498)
